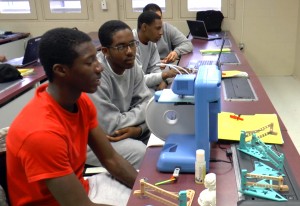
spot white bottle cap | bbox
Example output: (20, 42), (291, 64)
(196, 149), (205, 162)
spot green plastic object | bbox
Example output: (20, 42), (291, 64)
(237, 131), (284, 171)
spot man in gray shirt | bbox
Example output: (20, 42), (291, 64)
(143, 3), (193, 64)
(86, 20), (152, 169)
(132, 11), (180, 92)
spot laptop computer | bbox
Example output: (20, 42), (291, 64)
(6, 36), (41, 68)
(187, 38), (225, 70)
(187, 20), (221, 40)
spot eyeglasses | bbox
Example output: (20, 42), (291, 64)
(108, 41), (139, 52)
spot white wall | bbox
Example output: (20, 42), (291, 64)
(0, 37), (29, 60)
(294, 1), (300, 79)
(0, 0), (119, 37)
(241, 0), (298, 76)
(0, 0), (299, 77)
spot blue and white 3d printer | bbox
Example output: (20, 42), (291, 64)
(145, 65), (221, 172)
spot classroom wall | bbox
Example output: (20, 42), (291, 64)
(0, 0), (299, 77)
(236, 0), (299, 76)
(294, 2), (300, 79)
(0, 0), (119, 37)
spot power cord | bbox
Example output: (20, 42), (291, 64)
(218, 143), (227, 150)
(210, 159), (232, 164)
(209, 146), (233, 164)
(226, 148), (233, 163)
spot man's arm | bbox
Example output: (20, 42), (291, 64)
(107, 126), (142, 142)
(45, 173), (111, 206)
(163, 23), (193, 63)
(167, 23), (193, 55)
(135, 51), (163, 88)
(107, 66), (152, 141)
(88, 126), (138, 188)
(89, 79), (148, 136)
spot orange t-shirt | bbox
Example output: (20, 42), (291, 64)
(6, 84), (98, 206)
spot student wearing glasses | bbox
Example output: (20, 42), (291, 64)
(133, 11), (181, 92)
(86, 20), (152, 170)
(143, 3), (193, 64)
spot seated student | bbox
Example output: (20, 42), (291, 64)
(86, 20), (152, 169)
(0, 55), (6, 62)
(143, 3), (193, 64)
(6, 27), (137, 206)
(132, 11), (180, 92)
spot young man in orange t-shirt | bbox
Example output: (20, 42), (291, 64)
(6, 28), (137, 206)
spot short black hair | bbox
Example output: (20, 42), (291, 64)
(143, 3), (162, 13)
(137, 11), (161, 30)
(39, 27), (91, 82)
(98, 20), (131, 48)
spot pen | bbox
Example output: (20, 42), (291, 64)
(155, 177), (177, 186)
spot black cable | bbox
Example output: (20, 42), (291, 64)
(210, 159), (232, 164)
(218, 143), (227, 150)
(209, 147), (233, 164)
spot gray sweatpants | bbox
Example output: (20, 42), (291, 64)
(86, 138), (146, 169)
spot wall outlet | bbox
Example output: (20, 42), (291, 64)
(239, 42), (245, 51)
(101, 0), (107, 10)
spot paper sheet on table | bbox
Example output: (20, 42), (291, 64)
(18, 68), (34, 76)
(147, 133), (165, 147)
(222, 70), (248, 78)
(200, 48), (231, 55)
(218, 112), (284, 144)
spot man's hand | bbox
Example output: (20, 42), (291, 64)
(156, 80), (168, 91)
(0, 55), (7, 62)
(161, 51), (178, 64)
(162, 68), (181, 80)
(107, 127), (142, 142)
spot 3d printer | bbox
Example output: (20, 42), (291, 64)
(145, 65), (221, 173)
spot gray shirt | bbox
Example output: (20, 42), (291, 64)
(132, 29), (162, 91)
(157, 22), (193, 59)
(88, 52), (152, 140)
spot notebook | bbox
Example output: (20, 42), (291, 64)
(6, 36), (41, 68)
(187, 38), (225, 70)
(187, 20), (221, 40)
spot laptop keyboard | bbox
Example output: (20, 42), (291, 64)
(188, 52), (239, 70)
(196, 60), (214, 67)
(187, 60), (215, 70)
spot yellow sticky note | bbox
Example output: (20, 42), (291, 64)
(222, 70), (248, 78)
(18, 68), (34, 76)
(200, 48), (231, 55)
(218, 112), (284, 144)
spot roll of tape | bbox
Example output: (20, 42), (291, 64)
(145, 97), (195, 141)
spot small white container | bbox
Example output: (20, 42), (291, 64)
(195, 149), (206, 184)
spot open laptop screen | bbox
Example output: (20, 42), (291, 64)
(6, 36), (41, 68)
(22, 36), (41, 66)
(186, 20), (221, 40)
